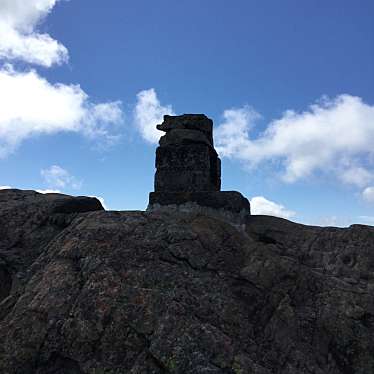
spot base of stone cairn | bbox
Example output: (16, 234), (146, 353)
(147, 191), (251, 227)
(147, 114), (251, 227)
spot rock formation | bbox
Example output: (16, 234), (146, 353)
(148, 114), (251, 224)
(0, 189), (373, 373)
(154, 114), (220, 192)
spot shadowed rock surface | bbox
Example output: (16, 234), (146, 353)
(0, 190), (373, 373)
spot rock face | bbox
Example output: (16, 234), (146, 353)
(0, 189), (103, 313)
(1, 189), (373, 374)
(149, 114), (250, 222)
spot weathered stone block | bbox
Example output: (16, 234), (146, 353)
(155, 144), (215, 170)
(155, 169), (218, 192)
(155, 144), (220, 192)
(149, 191), (251, 214)
(157, 114), (214, 145)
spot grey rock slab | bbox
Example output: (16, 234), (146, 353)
(157, 114), (214, 146)
(0, 190), (373, 373)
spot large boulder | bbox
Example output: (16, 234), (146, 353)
(0, 190), (373, 373)
(0, 189), (103, 317)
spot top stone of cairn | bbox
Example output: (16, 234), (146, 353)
(157, 114), (214, 147)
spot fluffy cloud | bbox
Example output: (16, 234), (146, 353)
(0, 1), (123, 158)
(250, 196), (296, 219)
(41, 165), (82, 190)
(0, 185), (11, 189)
(215, 106), (261, 158)
(362, 186), (374, 203)
(0, 66), (122, 157)
(0, 0), (68, 67)
(215, 95), (374, 185)
(134, 88), (175, 143)
(339, 167), (374, 188)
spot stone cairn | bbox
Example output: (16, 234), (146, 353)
(148, 114), (250, 224)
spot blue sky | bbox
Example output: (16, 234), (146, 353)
(0, 0), (374, 226)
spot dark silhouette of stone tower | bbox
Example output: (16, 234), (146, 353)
(148, 114), (250, 223)
(154, 114), (220, 192)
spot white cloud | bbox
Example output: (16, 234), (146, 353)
(362, 186), (374, 203)
(250, 196), (296, 219)
(41, 165), (82, 190)
(0, 0), (68, 67)
(339, 167), (374, 188)
(134, 88), (175, 144)
(0, 1), (123, 158)
(0, 185), (11, 189)
(215, 106), (261, 158)
(36, 189), (61, 194)
(0, 66), (123, 157)
(215, 95), (374, 184)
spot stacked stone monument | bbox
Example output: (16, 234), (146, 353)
(148, 114), (250, 223)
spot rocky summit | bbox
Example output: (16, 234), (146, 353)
(0, 188), (373, 373)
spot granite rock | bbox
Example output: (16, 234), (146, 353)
(0, 189), (103, 311)
(0, 190), (373, 373)
(149, 191), (250, 214)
